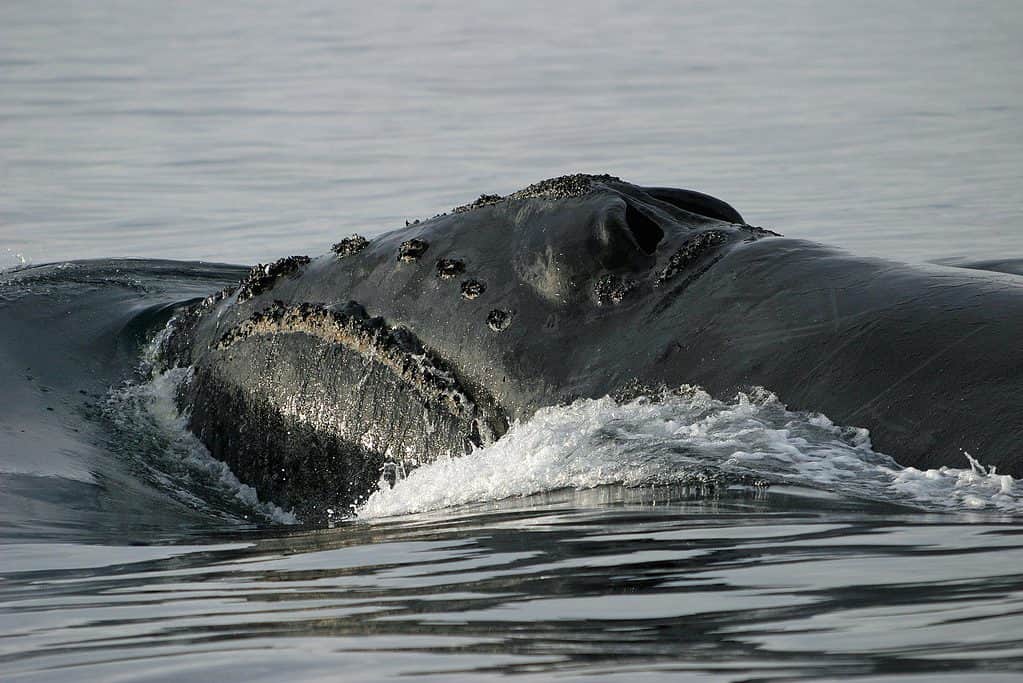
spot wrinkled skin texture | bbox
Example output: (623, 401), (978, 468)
(165, 175), (1023, 520)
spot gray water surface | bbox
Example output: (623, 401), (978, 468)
(2, 1), (1022, 266)
(5, 488), (1023, 682)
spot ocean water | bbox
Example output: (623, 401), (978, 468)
(3, 1), (1023, 681)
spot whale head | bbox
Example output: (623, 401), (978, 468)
(163, 175), (765, 520)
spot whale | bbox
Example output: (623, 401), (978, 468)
(160, 174), (1023, 520)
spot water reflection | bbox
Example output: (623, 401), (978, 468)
(4, 485), (1023, 680)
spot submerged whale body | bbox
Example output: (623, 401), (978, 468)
(158, 174), (1023, 520)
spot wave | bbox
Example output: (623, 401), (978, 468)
(0, 258), (259, 542)
(357, 387), (1020, 519)
(103, 366), (299, 525)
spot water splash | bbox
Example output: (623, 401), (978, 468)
(105, 367), (299, 526)
(0, 249), (29, 273)
(358, 387), (1020, 519)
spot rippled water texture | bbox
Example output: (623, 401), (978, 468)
(3, 2), (1023, 681)
(6, 497), (1023, 681)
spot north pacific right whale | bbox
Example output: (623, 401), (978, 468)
(160, 174), (1023, 519)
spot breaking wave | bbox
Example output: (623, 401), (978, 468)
(357, 387), (1020, 519)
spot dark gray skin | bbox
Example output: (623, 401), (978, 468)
(164, 174), (1023, 520)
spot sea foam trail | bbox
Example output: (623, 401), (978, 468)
(357, 387), (1020, 519)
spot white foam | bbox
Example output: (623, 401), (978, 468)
(357, 387), (1022, 519)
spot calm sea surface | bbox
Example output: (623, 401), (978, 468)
(2, 2), (1023, 681)
(3, 0), (1023, 267)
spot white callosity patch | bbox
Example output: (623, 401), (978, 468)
(358, 387), (1019, 519)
